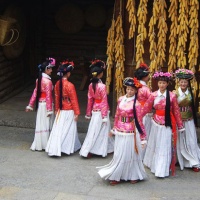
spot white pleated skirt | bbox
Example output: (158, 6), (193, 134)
(30, 102), (54, 151)
(79, 111), (114, 157)
(143, 114), (152, 140)
(97, 131), (147, 182)
(140, 114), (152, 160)
(177, 119), (200, 169)
(45, 110), (81, 156)
(143, 119), (172, 178)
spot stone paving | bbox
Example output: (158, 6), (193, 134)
(0, 85), (200, 200)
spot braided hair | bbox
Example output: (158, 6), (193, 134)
(57, 60), (74, 110)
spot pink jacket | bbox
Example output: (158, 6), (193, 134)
(137, 82), (151, 106)
(142, 90), (184, 129)
(113, 95), (146, 141)
(28, 73), (53, 112)
(86, 80), (109, 118)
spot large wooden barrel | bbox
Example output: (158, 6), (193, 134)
(3, 5), (26, 59)
(85, 4), (106, 28)
(55, 3), (85, 34)
(0, 15), (19, 46)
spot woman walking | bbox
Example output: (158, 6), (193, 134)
(174, 69), (200, 172)
(134, 63), (152, 139)
(26, 57), (56, 151)
(79, 59), (114, 158)
(46, 60), (81, 156)
(97, 77), (147, 185)
(142, 71), (184, 178)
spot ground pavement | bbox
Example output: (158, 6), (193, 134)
(0, 85), (200, 200)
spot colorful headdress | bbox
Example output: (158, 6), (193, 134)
(134, 63), (150, 80)
(174, 68), (194, 80)
(89, 59), (106, 77)
(46, 57), (56, 68)
(123, 77), (142, 88)
(57, 60), (74, 76)
(152, 71), (172, 81)
(38, 57), (56, 72)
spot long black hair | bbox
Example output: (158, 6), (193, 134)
(165, 87), (172, 128)
(189, 81), (198, 127)
(57, 62), (74, 110)
(91, 77), (100, 93)
(133, 92), (143, 134)
(59, 73), (63, 110)
(35, 60), (50, 110)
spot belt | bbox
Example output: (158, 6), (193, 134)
(180, 106), (190, 112)
(139, 101), (145, 106)
(182, 117), (193, 122)
(93, 109), (101, 112)
(118, 116), (134, 123)
(62, 97), (70, 102)
(155, 110), (165, 116)
(94, 99), (102, 103)
(40, 92), (46, 98)
(116, 129), (134, 133)
(153, 118), (165, 125)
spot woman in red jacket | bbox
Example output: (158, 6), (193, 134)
(46, 60), (81, 156)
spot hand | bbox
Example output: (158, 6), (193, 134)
(172, 90), (176, 94)
(141, 143), (146, 150)
(85, 115), (91, 120)
(147, 112), (153, 117)
(25, 106), (33, 112)
(74, 115), (78, 121)
(25, 108), (30, 112)
(141, 140), (147, 150)
(109, 131), (113, 137)
(178, 128), (185, 134)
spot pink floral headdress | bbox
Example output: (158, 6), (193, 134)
(152, 71), (172, 81)
(174, 68), (194, 80)
(47, 57), (56, 67)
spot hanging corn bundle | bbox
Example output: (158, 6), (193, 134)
(188, 0), (198, 70)
(106, 17), (115, 94)
(188, 0), (199, 101)
(156, 0), (168, 68)
(168, 0), (178, 72)
(114, 1), (125, 100)
(177, 0), (189, 68)
(135, 0), (148, 67)
(126, 0), (136, 39)
(148, 0), (160, 74)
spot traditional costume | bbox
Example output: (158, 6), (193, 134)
(142, 71), (184, 177)
(46, 60), (81, 156)
(97, 77), (147, 185)
(26, 58), (56, 151)
(134, 63), (152, 159)
(175, 69), (200, 172)
(79, 59), (114, 158)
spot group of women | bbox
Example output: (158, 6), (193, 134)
(26, 57), (200, 186)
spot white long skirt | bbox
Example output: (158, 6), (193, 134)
(143, 119), (172, 178)
(140, 113), (152, 159)
(143, 113), (152, 140)
(45, 110), (81, 156)
(177, 119), (200, 169)
(30, 102), (54, 151)
(97, 131), (147, 182)
(79, 111), (114, 157)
